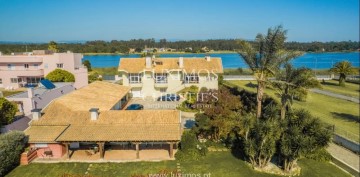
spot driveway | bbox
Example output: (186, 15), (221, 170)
(125, 97), (183, 110)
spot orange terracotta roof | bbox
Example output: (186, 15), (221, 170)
(118, 57), (223, 73)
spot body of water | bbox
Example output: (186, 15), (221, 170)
(83, 52), (359, 69)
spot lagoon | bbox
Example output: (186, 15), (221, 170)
(83, 52), (359, 69)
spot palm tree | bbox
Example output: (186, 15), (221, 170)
(272, 63), (320, 119)
(238, 25), (302, 118)
(279, 109), (331, 172)
(330, 61), (356, 87)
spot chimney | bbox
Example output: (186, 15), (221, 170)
(205, 56), (211, 61)
(27, 88), (34, 98)
(145, 56), (152, 68)
(31, 109), (42, 120)
(89, 108), (99, 120)
(179, 57), (184, 68)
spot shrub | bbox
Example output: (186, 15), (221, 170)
(175, 131), (206, 161)
(0, 98), (17, 126)
(45, 69), (75, 82)
(0, 131), (27, 176)
(304, 148), (332, 162)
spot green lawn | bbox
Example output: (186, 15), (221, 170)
(7, 152), (350, 177)
(320, 80), (359, 98)
(226, 80), (360, 142)
(1, 91), (23, 97)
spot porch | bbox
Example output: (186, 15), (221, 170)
(64, 142), (177, 162)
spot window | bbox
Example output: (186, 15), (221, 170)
(7, 64), (15, 70)
(34, 143), (48, 148)
(0, 78), (2, 84)
(26, 77), (42, 84)
(33, 64), (38, 69)
(44, 63), (48, 69)
(184, 73), (199, 83)
(57, 63), (63, 68)
(24, 64), (29, 69)
(160, 88), (167, 93)
(10, 78), (18, 83)
(155, 73), (168, 83)
(129, 73), (142, 83)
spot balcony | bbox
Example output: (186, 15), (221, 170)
(0, 56), (43, 63)
(129, 82), (143, 87)
(0, 69), (44, 77)
(154, 81), (168, 88)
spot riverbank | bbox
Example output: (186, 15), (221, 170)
(83, 51), (237, 55)
(83, 51), (359, 56)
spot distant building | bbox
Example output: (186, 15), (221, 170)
(6, 82), (76, 115)
(118, 56), (223, 97)
(0, 50), (88, 89)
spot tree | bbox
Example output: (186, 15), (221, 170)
(238, 25), (302, 118)
(135, 47), (142, 53)
(242, 105), (282, 169)
(45, 69), (75, 82)
(329, 61), (356, 87)
(279, 109), (331, 172)
(194, 87), (242, 141)
(0, 131), (27, 176)
(0, 98), (17, 126)
(272, 63), (320, 119)
(82, 60), (92, 71)
(48, 41), (58, 52)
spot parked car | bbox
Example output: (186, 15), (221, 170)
(125, 104), (144, 110)
(157, 94), (180, 101)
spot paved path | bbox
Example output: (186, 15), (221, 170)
(310, 89), (359, 103)
(327, 143), (360, 172)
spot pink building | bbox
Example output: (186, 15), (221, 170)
(0, 50), (88, 89)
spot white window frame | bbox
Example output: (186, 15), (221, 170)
(7, 64), (15, 70)
(184, 73), (199, 83)
(155, 73), (168, 83)
(33, 64), (39, 69)
(10, 78), (18, 83)
(57, 63), (63, 68)
(24, 64), (29, 69)
(129, 73), (142, 83)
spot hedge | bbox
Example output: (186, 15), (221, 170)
(0, 131), (27, 176)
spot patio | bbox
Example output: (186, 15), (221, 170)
(34, 144), (177, 163)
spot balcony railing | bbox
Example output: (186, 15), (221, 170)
(129, 81), (143, 87)
(0, 69), (44, 76)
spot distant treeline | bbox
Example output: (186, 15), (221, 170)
(0, 39), (358, 54)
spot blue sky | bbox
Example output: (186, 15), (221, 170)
(0, 0), (358, 42)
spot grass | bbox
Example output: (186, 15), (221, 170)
(320, 80), (359, 98)
(1, 91), (24, 97)
(7, 152), (350, 177)
(226, 80), (360, 142)
(91, 67), (119, 75)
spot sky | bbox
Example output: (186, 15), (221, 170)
(0, 0), (359, 42)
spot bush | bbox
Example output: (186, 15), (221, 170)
(0, 131), (27, 176)
(0, 97), (17, 126)
(175, 131), (206, 161)
(304, 148), (332, 162)
(45, 69), (75, 82)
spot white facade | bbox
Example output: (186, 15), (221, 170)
(119, 57), (222, 98)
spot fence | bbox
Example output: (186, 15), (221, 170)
(223, 75), (334, 81)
